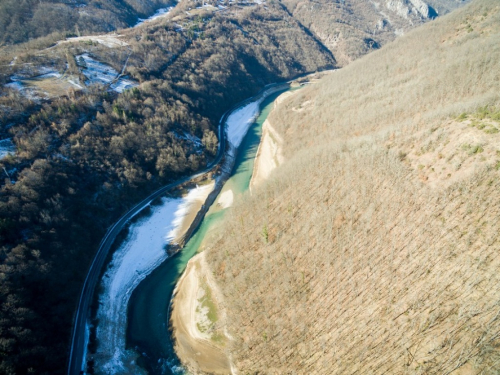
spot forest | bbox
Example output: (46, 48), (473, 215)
(0, 2), (335, 373)
(0, 0), (174, 46)
(0, 0), (470, 372)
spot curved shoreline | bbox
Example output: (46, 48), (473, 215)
(170, 89), (292, 374)
(69, 81), (291, 375)
(93, 184), (215, 374)
(123, 87), (293, 375)
(171, 252), (231, 374)
(170, 75), (329, 374)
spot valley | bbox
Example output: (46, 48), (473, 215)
(0, 0), (486, 374)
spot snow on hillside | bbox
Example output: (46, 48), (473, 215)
(0, 139), (15, 159)
(6, 68), (83, 99)
(135, 6), (174, 26)
(78, 54), (137, 93)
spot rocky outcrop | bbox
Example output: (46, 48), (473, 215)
(385, 0), (431, 19)
(386, 0), (411, 18)
(410, 0), (430, 18)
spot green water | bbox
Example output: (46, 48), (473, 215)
(126, 89), (287, 375)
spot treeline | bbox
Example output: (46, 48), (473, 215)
(0, 0), (172, 46)
(0, 2), (334, 373)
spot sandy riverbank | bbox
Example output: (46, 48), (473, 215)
(250, 91), (295, 190)
(172, 181), (216, 244)
(249, 118), (285, 190)
(170, 85), (302, 374)
(171, 252), (231, 374)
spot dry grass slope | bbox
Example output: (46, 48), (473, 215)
(204, 0), (500, 373)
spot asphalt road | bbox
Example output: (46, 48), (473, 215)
(67, 82), (288, 375)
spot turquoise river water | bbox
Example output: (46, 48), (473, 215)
(126, 89), (289, 374)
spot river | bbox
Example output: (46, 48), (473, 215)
(125, 89), (289, 374)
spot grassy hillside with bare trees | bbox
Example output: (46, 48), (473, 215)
(0, 0), (475, 372)
(205, 0), (500, 373)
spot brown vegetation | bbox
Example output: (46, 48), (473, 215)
(0, 0), (172, 46)
(204, 0), (500, 373)
(0, 0), (473, 372)
(0, 3), (335, 374)
(280, 0), (470, 66)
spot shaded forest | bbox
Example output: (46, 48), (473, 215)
(0, 2), (334, 374)
(0, 0), (173, 46)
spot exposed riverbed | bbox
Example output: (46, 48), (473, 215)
(126, 89), (289, 375)
(85, 85), (292, 374)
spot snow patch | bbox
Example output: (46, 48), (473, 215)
(5, 81), (24, 91)
(6, 75), (49, 100)
(39, 71), (62, 79)
(6, 68), (79, 99)
(110, 77), (138, 93)
(135, 7), (174, 27)
(168, 184), (214, 241)
(78, 54), (137, 93)
(0, 139), (15, 159)
(82, 322), (90, 372)
(226, 97), (264, 148)
(174, 132), (203, 147)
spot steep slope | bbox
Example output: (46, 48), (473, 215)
(280, 0), (470, 65)
(0, 0), (474, 372)
(204, 0), (500, 373)
(0, 0), (173, 46)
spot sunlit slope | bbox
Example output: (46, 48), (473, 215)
(205, 0), (500, 373)
(279, 0), (470, 66)
(271, 0), (499, 156)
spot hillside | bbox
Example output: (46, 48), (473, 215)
(0, 0), (471, 373)
(0, 0), (173, 46)
(0, 2), (335, 374)
(0, 0), (467, 55)
(201, 0), (500, 373)
(279, 0), (469, 66)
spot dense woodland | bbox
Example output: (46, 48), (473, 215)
(0, 0), (174, 46)
(0, 2), (336, 373)
(206, 0), (500, 373)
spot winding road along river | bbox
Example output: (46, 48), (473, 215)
(68, 83), (289, 375)
(126, 89), (289, 374)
